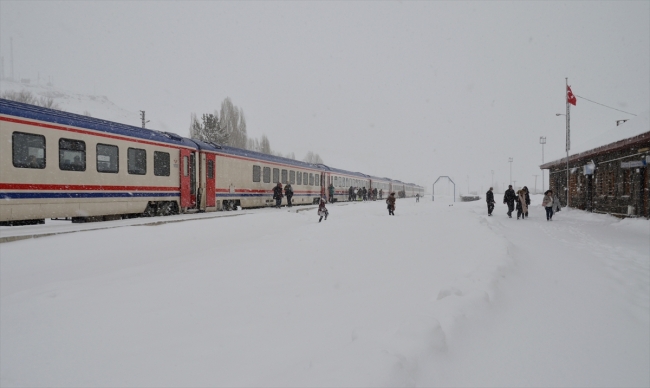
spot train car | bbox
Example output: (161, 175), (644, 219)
(319, 165), (370, 202)
(211, 145), (325, 210)
(1, 99), (426, 225)
(0, 99), (220, 225)
(367, 176), (391, 200)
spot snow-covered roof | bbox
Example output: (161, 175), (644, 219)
(542, 110), (649, 168)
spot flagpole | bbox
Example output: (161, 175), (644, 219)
(565, 77), (570, 208)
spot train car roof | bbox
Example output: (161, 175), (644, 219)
(0, 99), (197, 149)
(316, 164), (370, 179)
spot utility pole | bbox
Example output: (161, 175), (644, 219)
(140, 110), (150, 128)
(565, 77), (570, 207)
(513, 180), (517, 190)
(540, 136), (546, 191)
(533, 174), (539, 194)
(508, 157), (513, 186)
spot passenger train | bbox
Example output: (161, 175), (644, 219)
(0, 99), (424, 225)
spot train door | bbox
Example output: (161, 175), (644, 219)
(190, 152), (197, 207)
(180, 148), (192, 209)
(205, 153), (216, 208)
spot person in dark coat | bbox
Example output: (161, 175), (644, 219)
(348, 186), (354, 201)
(503, 185), (516, 218)
(386, 192), (396, 216)
(328, 183), (335, 203)
(372, 188), (378, 201)
(272, 182), (283, 208)
(284, 182), (294, 207)
(486, 187), (495, 216)
(523, 186), (531, 218)
(362, 187), (367, 201)
(318, 196), (329, 222)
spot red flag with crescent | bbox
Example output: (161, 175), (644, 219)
(567, 85), (577, 106)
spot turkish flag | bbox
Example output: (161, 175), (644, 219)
(567, 85), (577, 106)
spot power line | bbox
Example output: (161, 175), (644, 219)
(575, 95), (637, 116)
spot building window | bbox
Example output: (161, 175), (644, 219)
(128, 148), (147, 175)
(12, 132), (45, 169)
(273, 168), (279, 183)
(253, 165), (261, 182)
(297, 171), (302, 185)
(290, 170), (296, 184)
(263, 167), (271, 183)
(59, 138), (86, 171)
(309, 173), (314, 186)
(154, 151), (170, 176)
(97, 143), (118, 173)
(208, 159), (214, 179)
(282, 169), (288, 184)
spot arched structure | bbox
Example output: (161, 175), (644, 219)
(432, 176), (455, 202)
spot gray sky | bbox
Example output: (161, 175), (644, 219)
(2, 1), (648, 193)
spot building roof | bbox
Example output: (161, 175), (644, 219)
(541, 110), (650, 169)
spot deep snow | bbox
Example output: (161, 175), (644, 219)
(1, 196), (648, 387)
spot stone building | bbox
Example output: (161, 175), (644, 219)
(541, 112), (649, 218)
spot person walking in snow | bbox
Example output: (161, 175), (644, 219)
(486, 187), (495, 216)
(542, 190), (554, 221)
(415, 193), (420, 202)
(272, 182), (284, 208)
(284, 182), (294, 208)
(362, 187), (368, 201)
(516, 189), (528, 220)
(348, 186), (354, 201)
(373, 188), (378, 201)
(503, 185), (516, 218)
(379, 189), (383, 200)
(318, 196), (329, 222)
(386, 192), (396, 216)
(552, 191), (562, 214)
(328, 183), (335, 203)
(523, 186), (531, 218)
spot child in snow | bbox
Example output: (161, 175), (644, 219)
(318, 197), (329, 222)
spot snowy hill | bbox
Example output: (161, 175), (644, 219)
(0, 78), (141, 127)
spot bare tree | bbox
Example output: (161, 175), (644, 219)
(2, 89), (62, 110)
(219, 97), (248, 148)
(303, 151), (324, 164)
(260, 135), (271, 154)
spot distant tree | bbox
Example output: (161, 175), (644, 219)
(189, 112), (228, 144)
(219, 97), (247, 148)
(2, 89), (62, 110)
(260, 135), (271, 154)
(303, 151), (323, 164)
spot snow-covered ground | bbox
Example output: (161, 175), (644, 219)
(1, 196), (648, 387)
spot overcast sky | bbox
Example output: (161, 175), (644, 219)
(2, 1), (648, 193)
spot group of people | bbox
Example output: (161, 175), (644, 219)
(485, 185), (561, 221)
(272, 182), (294, 208)
(274, 182), (397, 221)
(341, 185), (381, 202)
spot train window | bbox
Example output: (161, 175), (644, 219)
(183, 156), (189, 176)
(207, 160), (214, 179)
(316, 174), (320, 186)
(290, 170), (296, 184)
(12, 132), (46, 169)
(304, 171), (309, 185)
(309, 173), (314, 186)
(154, 151), (170, 176)
(128, 148), (147, 175)
(297, 171), (302, 185)
(263, 167), (271, 183)
(253, 165), (261, 182)
(273, 168), (279, 183)
(59, 138), (86, 172)
(97, 143), (118, 173)
(281, 169), (288, 184)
